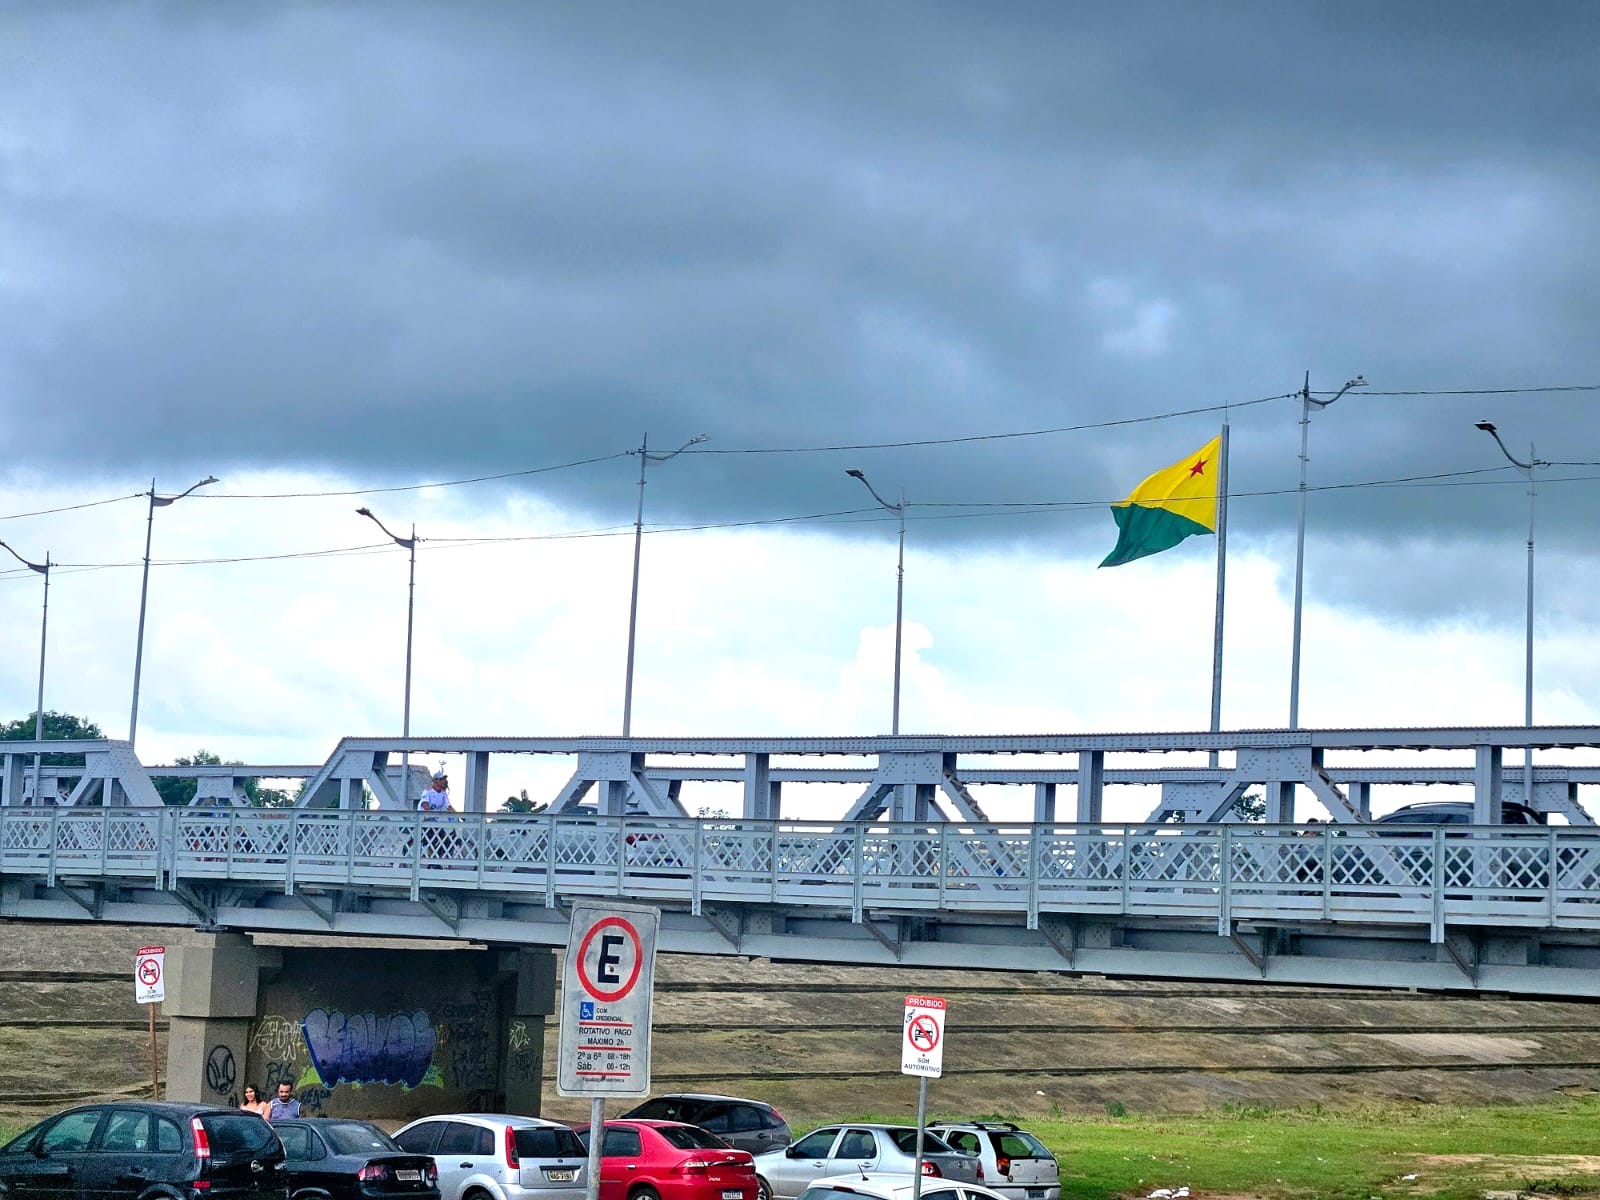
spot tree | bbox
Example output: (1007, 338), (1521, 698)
(501, 789), (547, 814)
(0, 710), (105, 769)
(152, 749), (296, 808)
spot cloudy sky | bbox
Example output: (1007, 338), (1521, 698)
(2, 2), (1598, 816)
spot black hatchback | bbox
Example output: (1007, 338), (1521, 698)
(272, 1120), (438, 1200)
(0, 1102), (287, 1200)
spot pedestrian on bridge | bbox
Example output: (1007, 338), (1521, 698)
(418, 771), (453, 812)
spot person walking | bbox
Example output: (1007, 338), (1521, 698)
(239, 1084), (270, 1117)
(418, 771), (453, 812)
(267, 1082), (300, 1120)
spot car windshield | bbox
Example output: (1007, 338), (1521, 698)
(888, 1130), (954, 1155)
(515, 1128), (586, 1159)
(657, 1126), (727, 1151)
(323, 1124), (400, 1156)
(996, 1131), (1051, 1158)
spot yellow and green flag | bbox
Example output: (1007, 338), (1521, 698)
(1100, 434), (1222, 568)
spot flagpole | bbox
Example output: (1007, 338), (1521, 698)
(1209, 423), (1229, 768)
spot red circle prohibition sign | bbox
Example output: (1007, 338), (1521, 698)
(576, 916), (643, 1003)
(138, 958), (161, 986)
(907, 1014), (941, 1052)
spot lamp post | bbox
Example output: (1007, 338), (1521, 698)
(1288, 374), (1365, 730)
(130, 475), (218, 749)
(0, 539), (49, 803)
(1476, 420), (1548, 810)
(357, 507), (418, 802)
(846, 468), (906, 736)
(621, 433), (708, 737)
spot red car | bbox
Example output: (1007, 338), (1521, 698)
(579, 1120), (758, 1200)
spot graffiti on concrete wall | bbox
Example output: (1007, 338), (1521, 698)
(301, 1008), (437, 1088)
(205, 1045), (237, 1097)
(506, 1019), (536, 1084)
(433, 991), (495, 1089)
(251, 1015), (302, 1060)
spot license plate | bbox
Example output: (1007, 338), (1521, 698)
(396, 1171), (421, 1182)
(1027, 1191), (1045, 1198)
(546, 1170), (578, 1183)
(722, 1191), (744, 1199)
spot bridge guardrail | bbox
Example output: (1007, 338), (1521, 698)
(4, 809), (1600, 935)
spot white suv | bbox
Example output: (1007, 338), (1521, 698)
(392, 1114), (586, 1200)
(926, 1124), (1058, 1200)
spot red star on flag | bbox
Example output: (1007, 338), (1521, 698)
(1187, 456), (1209, 477)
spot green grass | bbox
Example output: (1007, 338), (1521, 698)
(826, 1096), (1600, 1200)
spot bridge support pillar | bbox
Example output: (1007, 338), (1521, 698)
(164, 933), (272, 1105)
(500, 948), (557, 1116)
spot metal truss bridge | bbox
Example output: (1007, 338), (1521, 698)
(4, 725), (1600, 997)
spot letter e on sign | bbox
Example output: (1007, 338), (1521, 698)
(902, 994), (946, 1078)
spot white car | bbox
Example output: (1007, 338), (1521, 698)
(797, 1176), (1012, 1200)
(754, 1125), (981, 1200)
(392, 1113), (587, 1200)
(926, 1124), (1059, 1200)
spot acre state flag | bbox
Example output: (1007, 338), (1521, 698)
(1100, 434), (1222, 568)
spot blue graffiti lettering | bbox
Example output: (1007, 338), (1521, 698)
(300, 1009), (437, 1088)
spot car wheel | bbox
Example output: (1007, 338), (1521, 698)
(757, 1178), (773, 1200)
(630, 1187), (661, 1200)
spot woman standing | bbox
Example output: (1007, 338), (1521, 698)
(239, 1084), (270, 1117)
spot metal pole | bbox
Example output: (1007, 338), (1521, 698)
(33, 553), (49, 804)
(1523, 449), (1536, 809)
(623, 434), (649, 737)
(1209, 425), (1229, 767)
(1288, 380), (1311, 730)
(149, 1001), (158, 1098)
(892, 489), (905, 736)
(404, 526), (416, 803)
(130, 480), (157, 748)
(584, 1098), (605, 1200)
(910, 1075), (928, 1200)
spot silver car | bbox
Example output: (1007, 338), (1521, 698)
(392, 1114), (586, 1200)
(926, 1124), (1058, 1200)
(754, 1125), (981, 1200)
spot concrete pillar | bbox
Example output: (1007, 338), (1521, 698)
(500, 948), (557, 1116)
(164, 933), (270, 1105)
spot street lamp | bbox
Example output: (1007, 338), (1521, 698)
(357, 507), (419, 803)
(622, 433), (708, 737)
(1476, 420), (1548, 809)
(1288, 374), (1365, 729)
(846, 468), (906, 736)
(0, 539), (49, 804)
(130, 475), (218, 748)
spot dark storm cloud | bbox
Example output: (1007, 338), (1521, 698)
(3, 0), (1598, 571)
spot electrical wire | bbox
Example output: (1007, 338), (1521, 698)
(0, 492), (146, 522)
(195, 451), (632, 501)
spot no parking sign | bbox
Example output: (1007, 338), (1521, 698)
(134, 945), (165, 1004)
(902, 994), (946, 1077)
(556, 902), (659, 1097)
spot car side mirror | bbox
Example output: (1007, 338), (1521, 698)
(32, 1145), (48, 1160)
(785, 1146), (803, 1158)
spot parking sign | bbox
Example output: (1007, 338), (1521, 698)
(134, 945), (165, 1004)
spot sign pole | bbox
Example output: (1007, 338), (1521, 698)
(910, 1075), (929, 1200)
(901, 994), (947, 1200)
(584, 1098), (604, 1200)
(556, 903), (660, 1200)
(149, 1002), (159, 1098)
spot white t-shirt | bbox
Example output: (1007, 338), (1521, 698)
(419, 786), (452, 811)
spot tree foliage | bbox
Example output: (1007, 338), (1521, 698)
(151, 749), (295, 808)
(501, 788), (547, 814)
(0, 710), (104, 770)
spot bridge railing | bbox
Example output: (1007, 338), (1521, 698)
(5, 808), (1600, 935)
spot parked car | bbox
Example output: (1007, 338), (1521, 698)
(273, 1119), (439, 1200)
(925, 1124), (1058, 1200)
(0, 1101), (288, 1200)
(618, 1096), (792, 1155)
(753, 1125), (980, 1200)
(797, 1176), (1013, 1200)
(1375, 801), (1546, 825)
(576, 1120), (757, 1200)
(391, 1115), (585, 1200)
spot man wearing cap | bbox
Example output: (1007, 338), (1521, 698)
(418, 771), (453, 812)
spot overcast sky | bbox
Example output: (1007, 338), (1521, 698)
(2, 3), (1598, 816)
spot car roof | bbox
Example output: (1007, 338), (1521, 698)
(55, 1102), (238, 1117)
(805, 1176), (1008, 1200)
(403, 1113), (565, 1128)
(647, 1093), (770, 1105)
